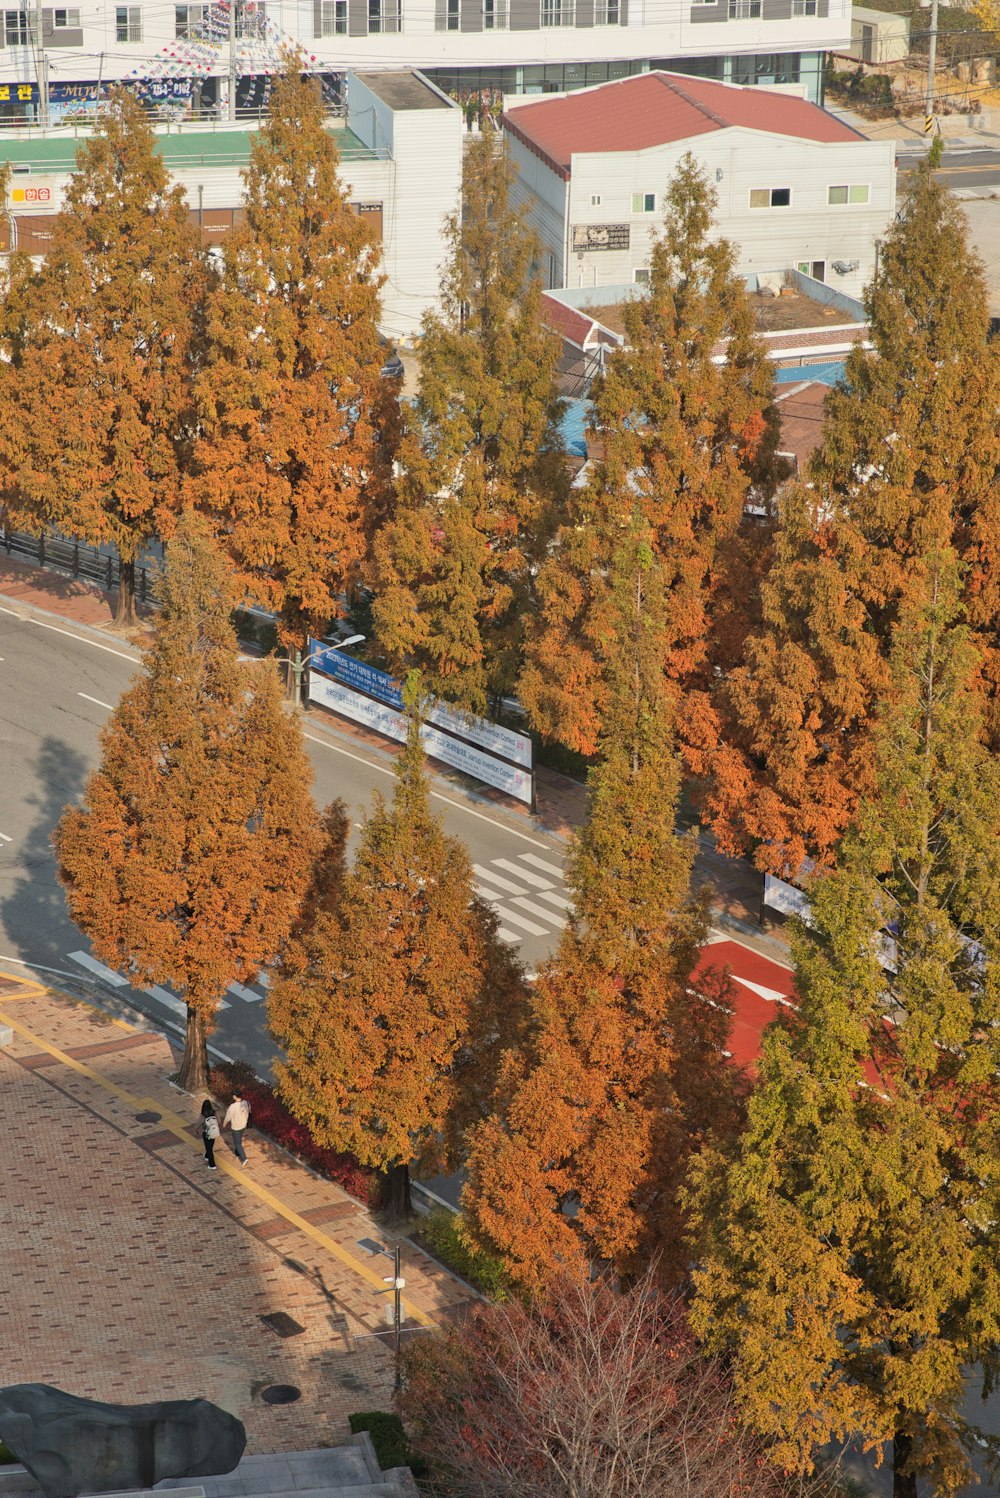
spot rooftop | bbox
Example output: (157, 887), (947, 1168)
(354, 69), (452, 110)
(0, 119), (381, 174)
(504, 71), (865, 180)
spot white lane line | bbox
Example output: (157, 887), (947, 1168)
(303, 731), (551, 848)
(492, 904), (547, 937)
(512, 895), (565, 927)
(494, 858), (553, 890)
(228, 982), (265, 1004)
(472, 864), (527, 896)
(0, 609), (141, 663)
(520, 853), (566, 879)
(536, 889), (573, 912)
(78, 692), (114, 711)
(0, 831), (11, 843)
(68, 951), (130, 987)
(1, 954), (95, 980)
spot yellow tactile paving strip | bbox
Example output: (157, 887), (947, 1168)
(0, 977), (475, 1452)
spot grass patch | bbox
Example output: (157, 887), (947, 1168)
(348, 1411), (427, 1477)
(416, 1208), (511, 1301)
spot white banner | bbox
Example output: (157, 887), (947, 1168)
(763, 873), (811, 919)
(309, 674), (534, 805)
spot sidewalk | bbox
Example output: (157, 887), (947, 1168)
(0, 971), (476, 1454)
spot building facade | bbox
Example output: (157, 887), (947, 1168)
(0, 67), (462, 339)
(0, 0), (848, 127)
(504, 70), (894, 299)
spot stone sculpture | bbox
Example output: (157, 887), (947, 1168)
(0, 1384), (246, 1498)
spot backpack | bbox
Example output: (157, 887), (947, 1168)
(204, 1115), (220, 1140)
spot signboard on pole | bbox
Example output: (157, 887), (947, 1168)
(308, 641), (534, 806)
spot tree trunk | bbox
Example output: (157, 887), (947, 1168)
(382, 1161), (411, 1221)
(176, 1003), (210, 1094)
(892, 1430), (918, 1498)
(114, 557), (137, 631)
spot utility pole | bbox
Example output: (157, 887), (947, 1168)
(33, 0), (49, 127)
(925, 0), (939, 124)
(227, 0), (237, 123)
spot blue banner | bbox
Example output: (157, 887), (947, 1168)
(310, 641), (402, 710)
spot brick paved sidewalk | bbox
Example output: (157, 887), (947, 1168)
(0, 973), (475, 1455)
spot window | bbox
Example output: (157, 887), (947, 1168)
(595, 0), (620, 20)
(792, 0), (817, 13)
(436, 0), (459, 28)
(3, 9), (31, 43)
(749, 186), (791, 207)
(52, 6), (80, 24)
(828, 183), (870, 205)
(541, 0), (573, 25)
(728, 0), (761, 15)
(483, 0), (508, 24)
(115, 4), (141, 40)
(368, 0), (402, 30)
(235, 2), (266, 37)
(590, 194), (601, 206)
(175, 4), (204, 36)
(317, 0), (347, 30)
(631, 191), (656, 214)
(634, 267), (650, 283)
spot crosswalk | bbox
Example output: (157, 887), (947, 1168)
(67, 951), (268, 1009)
(472, 851), (571, 945)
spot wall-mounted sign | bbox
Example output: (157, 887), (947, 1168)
(572, 223), (630, 253)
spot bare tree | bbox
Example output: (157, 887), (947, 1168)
(398, 1270), (829, 1498)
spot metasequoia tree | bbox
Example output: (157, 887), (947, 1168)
(705, 159), (1000, 875)
(0, 91), (201, 627)
(373, 125), (567, 714)
(463, 523), (738, 1291)
(268, 696), (529, 1217)
(690, 554), (1000, 1498)
(54, 515), (320, 1091)
(191, 65), (395, 660)
(520, 152), (780, 756)
(399, 1269), (831, 1498)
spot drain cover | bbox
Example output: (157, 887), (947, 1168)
(261, 1384), (301, 1405)
(134, 1110), (161, 1123)
(260, 1312), (305, 1338)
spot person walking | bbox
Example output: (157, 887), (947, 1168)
(223, 1091), (251, 1166)
(200, 1099), (220, 1170)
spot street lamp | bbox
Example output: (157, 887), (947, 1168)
(277, 633), (365, 708)
(358, 1237), (405, 1390)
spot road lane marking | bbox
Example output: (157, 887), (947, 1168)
(0, 955), (89, 981)
(537, 889), (573, 912)
(69, 951), (130, 987)
(512, 895), (565, 927)
(78, 692), (114, 711)
(0, 831), (11, 842)
(520, 853), (566, 879)
(491, 905), (547, 937)
(494, 858), (553, 890)
(497, 929), (521, 944)
(228, 982), (265, 1003)
(472, 864), (527, 896)
(144, 984), (187, 1018)
(0, 609), (141, 663)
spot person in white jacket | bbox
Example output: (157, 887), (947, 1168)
(223, 1092), (251, 1166)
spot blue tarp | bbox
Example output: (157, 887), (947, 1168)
(774, 361), (845, 387)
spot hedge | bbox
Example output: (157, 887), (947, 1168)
(0, 1442), (16, 1465)
(207, 1059), (383, 1209)
(417, 1208), (511, 1301)
(348, 1411), (427, 1476)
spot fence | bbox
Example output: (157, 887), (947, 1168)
(0, 526), (158, 603)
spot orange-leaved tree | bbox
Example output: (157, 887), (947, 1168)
(191, 64), (397, 663)
(268, 688), (530, 1217)
(372, 125), (567, 715)
(520, 152), (780, 758)
(463, 521), (739, 1292)
(53, 514), (320, 1091)
(703, 158), (1000, 877)
(0, 90), (202, 627)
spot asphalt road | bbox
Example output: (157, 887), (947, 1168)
(897, 145), (1000, 191)
(0, 602), (569, 1078)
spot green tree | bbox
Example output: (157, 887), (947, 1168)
(463, 523), (738, 1291)
(690, 553), (1000, 1498)
(373, 125), (567, 715)
(191, 65), (396, 664)
(54, 515), (320, 1091)
(268, 692), (529, 1217)
(520, 152), (780, 757)
(705, 159), (1000, 875)
(0, 91), (201, 627)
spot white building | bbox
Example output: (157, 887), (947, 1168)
(504, 69), (894, 298)
(0, 0), (848, 127)
(0, 67), (462, 339)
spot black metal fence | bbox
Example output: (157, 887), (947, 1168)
(1, 526), (158, 603)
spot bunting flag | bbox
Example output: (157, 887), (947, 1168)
(122, 0), (313, 86)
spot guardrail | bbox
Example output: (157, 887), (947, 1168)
(0, 526), (158, 602)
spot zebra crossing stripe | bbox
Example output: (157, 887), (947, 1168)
(68, 952), (129, 988)
(492, 905), (548, 937)
(472, 864), (528, 896)
(520, 853), (566, 879)
(144, 985), (187, 1019)
(228, 982), (265, 1004)
(512, 895), (565, 927)
(494, 858), (553, 890)
(536, 890), (573, 912)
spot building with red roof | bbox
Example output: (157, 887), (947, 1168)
(504, 70), (894, 301)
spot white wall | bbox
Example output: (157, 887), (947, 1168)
(515, 126), (895, 301)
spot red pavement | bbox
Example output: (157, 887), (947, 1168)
(693, 937), (797, 1072)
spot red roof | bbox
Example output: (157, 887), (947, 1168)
(503, 72), (864, 181)
(539, 293), (600, 348)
